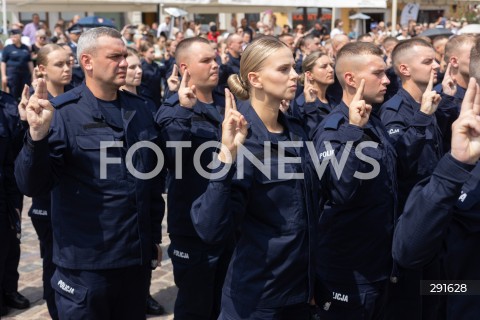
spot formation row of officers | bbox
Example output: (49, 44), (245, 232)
(1, 26), (480, 320)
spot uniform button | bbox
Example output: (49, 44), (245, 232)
(390, 276), (398, 283)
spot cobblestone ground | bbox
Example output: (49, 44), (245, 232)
(4, 197), (176, 320)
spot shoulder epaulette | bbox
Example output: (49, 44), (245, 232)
(50, 88), (81, 109)
(384, 94), (403, 111)
(121, 89), (145, 101)
(323, 113), (344, 130)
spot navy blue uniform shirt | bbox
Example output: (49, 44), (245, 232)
(2, 44), (31, 72)
(289, 92), (335, 139)
(314, 102), (397, 284)
(379, 88), (444, 212)
(0, 91), (22, 228)
(393, 154), (480, 319)
(139, 60), (165, 108)
(191, 104), (318, 312)
(15, 83), (165, 270)
(155, 92), (225, 238)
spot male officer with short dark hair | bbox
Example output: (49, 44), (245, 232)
(156, 36), (233, 320)
(313, 42), (395, 319)
(15, 27), (164, 319)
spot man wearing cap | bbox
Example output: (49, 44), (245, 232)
(67, 24), (85, 87)
(1, 29), (33, 101)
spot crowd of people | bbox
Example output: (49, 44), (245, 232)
(1, 10), (480, 320)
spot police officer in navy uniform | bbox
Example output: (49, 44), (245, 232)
(15, 27), (165, 320)
(67, 24), (85, 87)
(1, 29), (33, 101)
(155, 36), (233, 320)
(289, 51), (336, 138)
(433, 35), (476, 151)
(313, 42), (397, 319)
(191, 36), (318, 320)
(379, 37), (450, 320)
(393, 76), (480, 320)
(0, 89), (27, 317)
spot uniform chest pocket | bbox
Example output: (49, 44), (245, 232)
(253, 160), (305, 229)
(76, 134), (117, 150)
(190, 121), (218, 140)
(74, 134), (123, 180)
(137, 125), (159, 142)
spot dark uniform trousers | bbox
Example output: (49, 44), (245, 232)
(52, 266), (148, 320)
(0, 90), (23, 311)
(313, 103), (398, 320)
(156, 93), (232, 320)
(30, 214), (58, 319)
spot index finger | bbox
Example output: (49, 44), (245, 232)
(179, 69), (190, 89)
(445, 63), (452, 77)
(225, 88), (234, 113)
(353, 79), (365, 102)
(21, 84), (30, 101)
(35, 78), (48, 100)
(172, 64), (178, 77)
(460, 77), (477, 115)
(426, 69), (435, 92)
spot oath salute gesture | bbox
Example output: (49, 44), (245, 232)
(155, 37), (234, 320)
(15, 27), (165, 320)
(25, 79), (53, 141)
(348, 78), (371, 127)
(191, 36), (319, 320)
(313, 42), (397, 319)
(218, 89), (247, 163)
(393, 77), (480, 320)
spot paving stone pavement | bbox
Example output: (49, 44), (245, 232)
(3, 197), (176, 320)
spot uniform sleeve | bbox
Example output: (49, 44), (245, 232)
(291, 98), (323, 140)
(14, 110), (67, 197)
(190, 161), (252, 244)
(380, 106), (433, 176)
(150, 172), (165, 244)
(155, 96), (195, 162)
(314, 124), (368, 205)
(435, 93), (460, 150)
(392, 153), (473, 269)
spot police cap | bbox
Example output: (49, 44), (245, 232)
(68, 24), (83, 34)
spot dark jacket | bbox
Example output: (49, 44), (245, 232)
(15, 83), (165, 270)
(191, 104), (318, 312)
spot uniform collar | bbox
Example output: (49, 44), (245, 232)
(240, 102), (302, 145)
(398, 87), (421, 110)
(81, 84), (136, 129)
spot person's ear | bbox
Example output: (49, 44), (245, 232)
(81, 53), (93, 71)
(248, 71), (262, 89)
(398, 63), (410, 77)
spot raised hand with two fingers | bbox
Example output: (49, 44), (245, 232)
(218, 88), (248, 163)
(178, 70), (197, 109)
(18, 84), (30, 122)
(167, 64), (181, 92)
(442, 63), (457, 97)
(420, 69), (442, 115)
(304, 78), (318, 103)
(349, 79), (372, 128)
(26, 78), (55, 141)
(451, 77), (480, 165)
